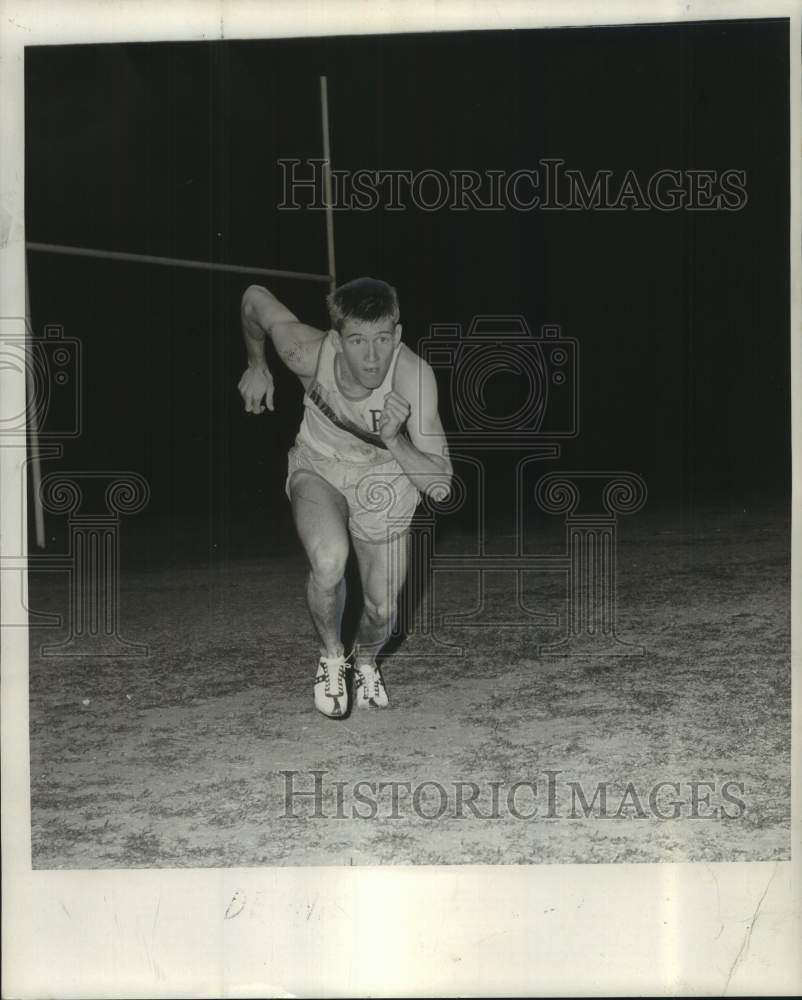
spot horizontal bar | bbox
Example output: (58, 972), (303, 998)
(430, 555), (570, 571)
(26, 242), (332, 284)
(2, 556), (73, 571)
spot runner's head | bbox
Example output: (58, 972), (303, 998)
(328, 278), (402, 390)
(327, 277), (400, 332)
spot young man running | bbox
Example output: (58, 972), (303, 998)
(238, 277), (451, 718)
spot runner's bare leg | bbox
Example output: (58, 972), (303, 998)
(352, 532), (409, 665)
(290, 470), (349, 658)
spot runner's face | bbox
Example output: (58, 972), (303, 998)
(338, 318), (401, 389)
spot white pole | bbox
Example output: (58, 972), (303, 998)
(25, 267), (46, 549)
(320, 76), (337, 293)
(26, 242), (331, 284)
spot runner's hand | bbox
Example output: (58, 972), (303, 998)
(238, 366), (275, 413)
(379, 391), (411, 443)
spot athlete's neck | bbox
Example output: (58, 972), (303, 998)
(334, 353), (372, 400)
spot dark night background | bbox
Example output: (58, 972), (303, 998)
(24, 20), (790, 566)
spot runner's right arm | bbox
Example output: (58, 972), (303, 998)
(238, 284), (327, 412)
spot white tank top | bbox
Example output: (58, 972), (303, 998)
(296, 332), (405, 464)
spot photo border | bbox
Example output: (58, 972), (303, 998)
(2, 2), (799, 996)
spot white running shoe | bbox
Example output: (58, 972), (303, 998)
(314, 653), (349, 718)
(354, 661), (389, 709)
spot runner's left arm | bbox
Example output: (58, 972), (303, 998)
(380, 360), (452, 502)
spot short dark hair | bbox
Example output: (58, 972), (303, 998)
(326, 277), (400, 332)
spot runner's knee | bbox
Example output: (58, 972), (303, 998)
(363, 593), (395, 629)
(308, 542), (348, 589)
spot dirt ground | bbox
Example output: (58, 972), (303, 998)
(27, 503), (790, 867)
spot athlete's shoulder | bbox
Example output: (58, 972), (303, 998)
(273, 323), (327, 384)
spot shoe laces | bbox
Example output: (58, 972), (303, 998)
(356, 662), (382, 696)
(319, 653), (346, 696)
